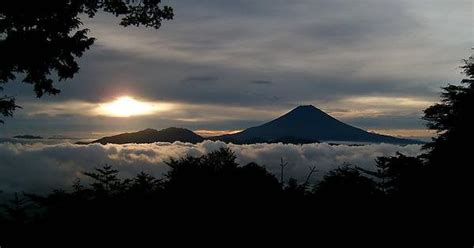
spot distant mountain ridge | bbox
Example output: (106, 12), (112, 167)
(88, 127), (204, 144)
(212, 105), (421, 144)
(85, 105), (422, 145)
(13, 135), (43, 139)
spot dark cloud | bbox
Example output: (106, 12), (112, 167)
(250, 80), (273, 85)
(181, 76), (218, 83)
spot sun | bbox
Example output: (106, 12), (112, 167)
(98, 96), (163, 117)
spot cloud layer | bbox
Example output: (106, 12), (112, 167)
(0, 141), (422, 194)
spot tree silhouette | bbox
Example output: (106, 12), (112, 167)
(1, 193), (30, 225)
(279, 157), (288, 186)
(358, 152), (425, 199)
(0, 149), (286, 234)
(164, 147), (281, 203)
(361, 52), (474, 202)
(0, 96), (20, 123)
(423, 55), (473, 149)
(82, 164), (130, 196)
(129, 171), (162, 194)
(0, 0), (173, 122)
(422, 53), (473, 197)
(314, 164), (381, 202)
(302, 165), (318, 189)
(0, 145), (449, 241)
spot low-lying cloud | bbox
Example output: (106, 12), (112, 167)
(0, 141), (422, 194)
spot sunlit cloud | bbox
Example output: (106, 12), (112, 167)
(95, 96), (174, 117)
(367, 128), (436, 139)
(194, 129), (243, 137)
(22, 101), (98, 117)
(20, 97), (176, 118)
(317, 96), (436, 119)
(344, 96), (434, 108)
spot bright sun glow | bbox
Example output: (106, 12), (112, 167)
(98, 96), (171, 117)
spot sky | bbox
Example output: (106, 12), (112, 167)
(1, 0), (472, 139)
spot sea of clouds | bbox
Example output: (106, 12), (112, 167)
(0, 141), (422, 194)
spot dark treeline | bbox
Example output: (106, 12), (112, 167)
(0, 148), (429, 239)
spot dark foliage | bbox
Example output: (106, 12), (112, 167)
(357, 152), (425, 199)
(164, 148), (281, 203)
(314, 165), (382, 202)
(351, 53), (474, 204)
(0, 193), (30, 225)
(0, 0), (173, 122)
(0, 96), (20, 123)
(0, 145), (455, 244)
(350, 53), (474, 207)
(422, 53), (473, 197)
(0, 148), (380, 225)
(0, 149), (285, 229)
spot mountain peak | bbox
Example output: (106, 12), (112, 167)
(89, 127), (203, 144)
(289, 105), (324, 114)
(142, 128), (158, 132)
(295, 104), (318, 110)
(162, 127), (187, 131)
(279, 105), (329, 120)
(214, 105), (421, 144)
